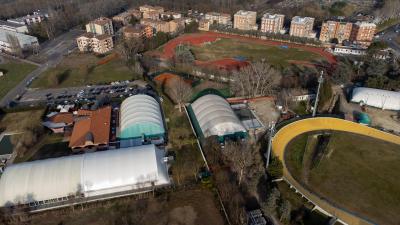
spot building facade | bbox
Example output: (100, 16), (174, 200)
(319, 21), (353, 43)
(260, 13), (285, 34)
(86, 17), (114, 36)
(350, 22), (376, 46)
(140, 18), (184, 34)
(205, 12), (232, 25)
(233, 10), (257, 30)
(198, 19), (211, 31)
(112, 12), (133, 28)
(0, 29), (39, 53)
(76, 33), (113, 54)
(289, 16), (316, 38)
(123, 24), (153, 39)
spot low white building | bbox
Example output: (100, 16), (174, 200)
(0, 144), (170, 208)
(333, 46), (367, 56)
(0, 20), (28, 33)
(0, 28), (39, 53)
(351, 87), (400, 110)
(7, 10), (48, 26)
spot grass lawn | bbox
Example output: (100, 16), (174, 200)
(31, 52), (138, 89)
(190, 38), (323, 67)
(0, 61), (37, 99)
(286, 131), (400, 225)
(0, 109), (44, 132)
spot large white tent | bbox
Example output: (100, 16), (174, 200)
(190, 94), (247, 139)
(351, 87), (400, 110)
(0, 144), (170, 207)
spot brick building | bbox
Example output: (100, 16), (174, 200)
(260, 13), (285, 34)
(350, 22), (376, 46)
(233, 10), (257, 31)
(319, 21), (353, 43)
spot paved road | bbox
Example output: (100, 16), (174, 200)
(376, 24), (400, 56)
(0, 29), (83, 108)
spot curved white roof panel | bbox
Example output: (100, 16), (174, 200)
(191, 94), (246, 137)
(0, 145), (170, 206)
(351, 87), (400, 110)
(120, 95), (165, 139)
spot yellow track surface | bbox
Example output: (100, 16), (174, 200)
(272, 117), (400, 225)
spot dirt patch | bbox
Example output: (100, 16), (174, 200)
(249, 98), (280, 126)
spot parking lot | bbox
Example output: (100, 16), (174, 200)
(19, 80), (153, 106)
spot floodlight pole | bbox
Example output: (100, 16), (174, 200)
(265, 121), (275, 169)
(312, 71), (324, 117)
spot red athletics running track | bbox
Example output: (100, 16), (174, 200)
(160, 31), (337, 65)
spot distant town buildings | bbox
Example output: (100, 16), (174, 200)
(0, 20), (28, 33)
(289, 16), (316, 38)
(161, 11), (182, 20)
(260, 13), (285, 34)
(112, 11), (133, 29)
(320, 21), (353, 43)
(0, 29), (39, 53)
(205, 12), (232, 25)
(76, 33), (113, 54)
(140, 18), (184, 34)
(7, 10), (48, 26)
(123, 24), (153, 39)
(351, 21), (376, 46)
(198, 19), (211, 31)
(140, 5), (164, 20)
(233, 10), (257, 31)
(86, 17), (114, 36)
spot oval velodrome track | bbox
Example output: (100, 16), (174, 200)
(272, 117), (400, 225)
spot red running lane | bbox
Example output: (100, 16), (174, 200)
(160, 32), (337, 65)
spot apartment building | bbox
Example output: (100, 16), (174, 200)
(205, 12), (232, 25)
(76, 33), (113, 54)
(260, 13), (285, 34)
(86, 17), (114, 36)
(198, 19), (211, 31)
(0, 20), (28, 33)
(143, 11), (160, 20)
(319, 21), (353, 43)
(7, 10), (48, 25)
(123, 24), (153, 39)
(289, 16), (316, 38)
(127, 9), (142, 19)
(112, 12), (133, 28)
(140, 5), (164, 20)
(0, 29), (39, 53)
(234, 10), (257, 31)
(350, 22), (376, 46)
(161, 11), (182, 20)
(140, 18), (184, 34)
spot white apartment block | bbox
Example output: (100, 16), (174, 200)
(234, 10), (257, 31)
(260, 13), (285, 34)
(76, 33), (113, 54)
(0, 28), (39, 53)
(86, 17), (114, 36)
(205, 12), (232, 25)
(289, 16), (316, 38)
(0, 20), (28, 33)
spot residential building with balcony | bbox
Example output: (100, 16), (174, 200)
(198, 19), (211, 31)
(260, 13), (285, 34)
(123, 24), (153, 39)
(233, 10), (257, 30)
(86, 17), (114, 36)
(289, 16), (316, 38)
(76, 33), (113, 54)
(319, 21), (353, 43)
(350, 21), (376, 46)
(205, 12), (232, 25)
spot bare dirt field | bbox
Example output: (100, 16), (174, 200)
(24, 188), (224, 225)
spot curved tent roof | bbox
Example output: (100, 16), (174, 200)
(191, 94), (246, 137)
(351, 87), (400, 110)
(120, 95), (165, 139)
(0, 144), (170, 206)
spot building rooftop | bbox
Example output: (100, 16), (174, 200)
(0, 28), (38, 45)
(49, 112), (74, 124)
(0, 20), (26, 28)
(90, 17), (112, 26)
(292, 16), (314, 24)
(262, 13), (284, 19)
(69, 106), (111, 149)
(235, 10), (256, 16)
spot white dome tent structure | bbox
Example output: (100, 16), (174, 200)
(0, 144), (170, 209)
(351, 87), (400, 111)
(119, 94), (166, 147)
(187, 94), (247, 142)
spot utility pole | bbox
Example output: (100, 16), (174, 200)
(312, 71), (324, 117)
(265, 121), (275, 169)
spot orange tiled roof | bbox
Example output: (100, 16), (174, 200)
(49, 112), (74, 124)
(69, 106), (112, 149)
